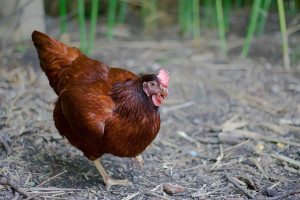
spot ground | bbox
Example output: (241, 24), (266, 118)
(1, 13), (300, 200)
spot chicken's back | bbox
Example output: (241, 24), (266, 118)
(32, 31), (110, 95)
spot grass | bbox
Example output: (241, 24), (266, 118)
(277, 0), (291, 70)
(241, 0), (261, 58)
(59, 0), (67, 34)
(56, 0), (299, 63)
(78, 0), (86, 52)
(87, 0), (99, 55)
(107, 0), (117, 40)
(216, 0), (227, 54)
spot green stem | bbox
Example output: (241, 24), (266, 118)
(178, 0), (185, 28)
(59, 0), (67, 33)
(183, 0), (192, 34)
(87, 0), (99, 55)
(149, 0), (157, 30)
(117, 0), (127, 24)
(240, 0), (261, 58)
(216, 0), (227, 54)
(224, 0), (231, 31)
(107, 0), (117, 39)
(203, 0), (210, 27)
(277, 0), (290, 70)
(142, 0), (147, 28)
(192, 0), (200, 39)
(78, 0), (86, 52)
(256, 0), (272, 36)
(234, 0), (242, 9)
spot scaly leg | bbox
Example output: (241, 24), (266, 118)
(135, 155), (144, 171)
(93, 159), (132, 190)
(130, 155), (144, 171)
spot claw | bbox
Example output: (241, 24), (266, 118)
(93, 159), (132, 190)
(105, 177), (132, 191)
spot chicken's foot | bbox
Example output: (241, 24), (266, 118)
(93, 159), (132, 190)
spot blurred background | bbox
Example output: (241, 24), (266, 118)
(0, 0), (300, 67)
(1, 0), (300, 199)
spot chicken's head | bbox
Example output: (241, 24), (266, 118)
(143, 69), (169, 107)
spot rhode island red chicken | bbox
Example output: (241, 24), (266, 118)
(32, 30), (169, 189)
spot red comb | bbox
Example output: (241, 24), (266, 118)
(157, 69), (169, 87)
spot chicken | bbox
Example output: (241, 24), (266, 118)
(31, 30), (169, 190)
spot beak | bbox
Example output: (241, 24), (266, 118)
(159, 87), (169, 97)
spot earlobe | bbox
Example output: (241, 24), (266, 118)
(143, 82), (150, 97)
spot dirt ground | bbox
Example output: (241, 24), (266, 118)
(1, 12), (300, 200)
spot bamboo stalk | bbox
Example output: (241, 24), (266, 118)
(256, 0), (272, 36)
(203, 0), (212, 27)
(178, 0), (185, 28)
(224, 0), (231, 31)
(87, 0), (99, 55)
(183, 0), (192, 34)
(192, 0), (200, 39)
(240, 0), (261, 58)
(117, 0), (127, 24)
(149, 0), (157, 30)
(78, 0), (86, 52)
(141, 0), (149, 28)
(277, 0), (291, 70)
(107, 0), (117, 39)
(234, 0), (243, 9)
(216, 0), (227, 54)
(203, 0), (217, 28)
(59, 0), (67, 33)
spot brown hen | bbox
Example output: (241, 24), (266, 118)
(32, 31), (169, 189)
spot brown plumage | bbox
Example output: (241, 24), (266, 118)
(32, 30), (169, 189)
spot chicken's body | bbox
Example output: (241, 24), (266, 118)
(32, 31), (169, 189)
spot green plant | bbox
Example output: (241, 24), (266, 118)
(216, 0), (227, 54)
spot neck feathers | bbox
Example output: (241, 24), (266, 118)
(111, 78), (158, 121)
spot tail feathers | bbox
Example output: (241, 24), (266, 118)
(32, 30), (80, 94)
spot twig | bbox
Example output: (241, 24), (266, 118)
(268, 182), (281, 190)
(34, 170), (67, 188)
(232, 129), (300, 147)
(28, 187), (84, 191)
(257, 152), (300, 168)
(283, 163), (300, 175)
(211, 167), (260, 176)
(121, 192), (140, 200)
(267, 189), (300, 200)
(0, 178), (40, 200)
(251, 157), (269, 179)
(0, 134), (11, 154)
(224, 171), (255, 199)
(224, 139), (251, 153)
(143, 190), (171, 200)
(211, 144), (224, 170)
(5, 90), (27, 125)
(257, 122), (286, 135)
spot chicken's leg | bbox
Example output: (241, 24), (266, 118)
(136, 155), (144, 171)
(93, 159), (132, 190)
(130, 155), (144, 171)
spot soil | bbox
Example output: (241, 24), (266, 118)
(1, 11), (300, 200)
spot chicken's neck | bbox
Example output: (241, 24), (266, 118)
(111, 79), (159, 121)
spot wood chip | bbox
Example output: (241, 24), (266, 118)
(163, 183), (184, 195)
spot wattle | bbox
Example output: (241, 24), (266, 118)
(152, 94), (162, 107)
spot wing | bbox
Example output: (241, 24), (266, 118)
(59, 84), (113, 139)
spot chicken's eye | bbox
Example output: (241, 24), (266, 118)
(150, 82), (157, 86)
